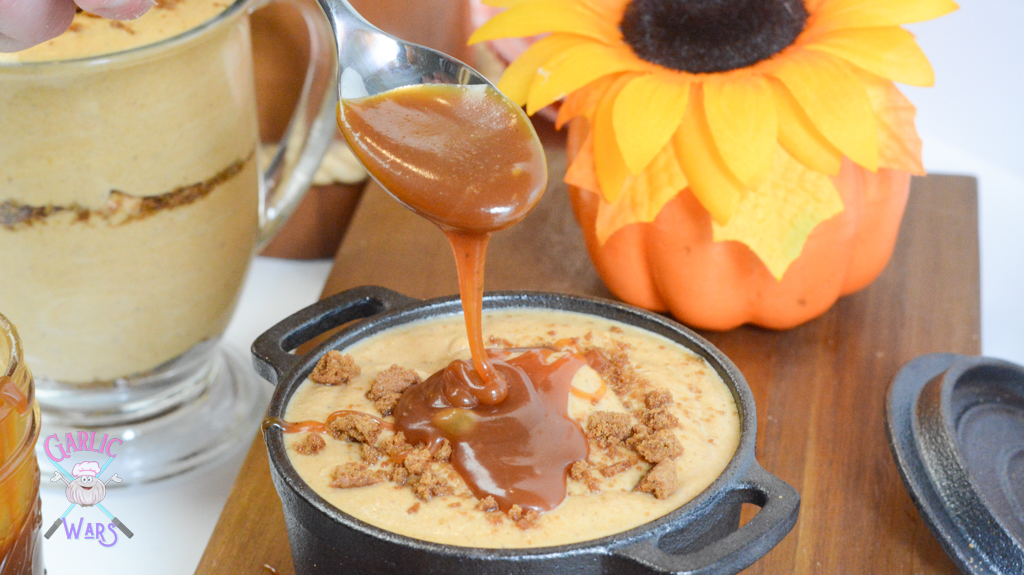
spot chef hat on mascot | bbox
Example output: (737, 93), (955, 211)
(72, 461), (101, 477)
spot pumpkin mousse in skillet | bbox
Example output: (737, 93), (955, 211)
(265, 82), (740, 547)
(274, 309), (741, 547)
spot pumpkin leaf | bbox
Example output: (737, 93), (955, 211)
(856, 70), (925, 174)
(712, 147), (844, 280)
(595, 141), (687, 243)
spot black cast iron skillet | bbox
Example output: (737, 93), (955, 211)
(253, 286), (800, 575)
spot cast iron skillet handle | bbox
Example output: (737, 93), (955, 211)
(251, 286), (418, 385)
(611, 463), (800, 575)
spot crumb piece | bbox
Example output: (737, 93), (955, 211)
(407, 502), (421, 514)
(68, 22), (82, 32)
(632, 430), (683, 463)
(630, 423), (651, 439)
(595, 349), (642, 396)
(610, 326), (623, 333)
(412, 463), (455, 501)
(486, 513), (505, 526)
(311, 351), (360, 386)
(433, 439), (452, 462)
(403, 447), (432, 475)
(487, 335), (516, 348)
(599, 458), (637, 477)
(326, 413), (381, 444)
(586, 411), (632, 445)
(644, 389), (673, 409)
(293, 433), (325, 455)
(476, 496), (499, 512)
(362, 443), (382, 464)
(507, 505), (540, 529)
(634, 460), (678, 499)
(448, 501), (462, 508)
(569, 461), (590, 482)
(368, 365), (420, 400)
(329, 462), (383, 489)
(379, 432), (412, 457)
(639, 408), (679, 431)
(372, 393), (403, 417)
(389, 465), (410, 486)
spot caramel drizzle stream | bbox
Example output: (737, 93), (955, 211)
(262, 409), (394, 435)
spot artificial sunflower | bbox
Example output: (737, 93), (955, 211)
(470, 0), (957, 280)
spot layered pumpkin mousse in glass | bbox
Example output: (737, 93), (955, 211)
(0, 0), (258, 386)
(275, 309), (741, 547)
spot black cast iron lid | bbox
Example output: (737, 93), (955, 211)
(887, 353), (1024, 574)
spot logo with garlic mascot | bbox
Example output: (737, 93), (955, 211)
(53, 461), (121, 506)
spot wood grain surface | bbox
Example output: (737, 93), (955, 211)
(196, 137), (979, 573)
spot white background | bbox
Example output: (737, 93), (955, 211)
(37, 2), (1022, 573)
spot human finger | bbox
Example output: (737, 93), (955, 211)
(74, 0), (153, 20)
(0, 0), (77, 52)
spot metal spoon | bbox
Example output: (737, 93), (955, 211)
(314, 0), (494, 101)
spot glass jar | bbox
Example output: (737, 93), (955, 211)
(0, 313), (42, 575)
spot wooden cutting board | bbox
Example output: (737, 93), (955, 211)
(197, 128), (979, 573)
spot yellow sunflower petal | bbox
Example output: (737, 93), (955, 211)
(712, 147), (844, 280)
(612, 74), (691, 175)
(595, 143), (687, 243)
(593, 74), (637, 202)
(703, 74), (777, 187)
(556, 74), (619, 129)
(770, 78), (842, 175)
(808, 27), (934, 87)
(565, 130), (601, 193)
(812, 0), (959, 34)
(498, 35), (588, 106)
(527, 42), (647, 114)
(856, 70), (924, 174)
(771, 49), (878, 171)
(673, 85), (746, 224)
(468, 0), (618, 45)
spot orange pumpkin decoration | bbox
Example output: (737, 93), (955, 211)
(567, 118), (911, 330)
(471, 0), (954, 329)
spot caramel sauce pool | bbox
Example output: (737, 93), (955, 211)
(337, 84), (594, 512)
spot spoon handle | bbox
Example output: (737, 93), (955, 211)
(315, 0), (380, 36)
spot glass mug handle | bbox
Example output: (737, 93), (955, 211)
(249, 0), (339, 250)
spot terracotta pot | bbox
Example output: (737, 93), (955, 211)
(566, 119), (912, 331)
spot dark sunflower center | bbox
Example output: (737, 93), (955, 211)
(620, 0), (808, 73)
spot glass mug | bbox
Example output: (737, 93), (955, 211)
(0, 314), (43, 575)
(0, 0), (337, 483)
